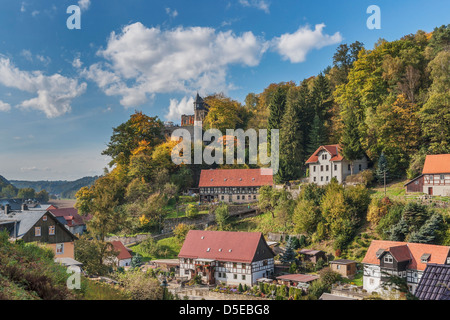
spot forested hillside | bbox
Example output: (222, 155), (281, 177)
(74, 25), (449, 257)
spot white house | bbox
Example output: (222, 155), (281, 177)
(111, 240), (133, 267)
(362, 240), (450, 295)
(178, 230), (275, 286)
(305, 144), (368, 185)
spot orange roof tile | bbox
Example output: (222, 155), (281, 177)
(198, 168), (273, 188)
(362, 240), (450, 271)
(422, 154), (450, 174)
(111, 241), (132, 261)
(305, 144), (343, 164)
(178, 230), (273, 263)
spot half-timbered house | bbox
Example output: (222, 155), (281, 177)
(362, 240), (450, 295)
(178, 230), (275, 286)
(405, 154), (450, 196)
(198, 168), (273, 204)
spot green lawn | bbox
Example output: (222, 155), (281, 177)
(341, 271), (363, 287)
(369, 180), (407, 199)
(130, 236), (182, 261)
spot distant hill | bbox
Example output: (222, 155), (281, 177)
(0, 175), (11, 189)
(10, 176), (99, 199)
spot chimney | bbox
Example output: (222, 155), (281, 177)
(21, 203), (28, 211)
(4, 204), (10, 215)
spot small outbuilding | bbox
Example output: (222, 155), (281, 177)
(330, 259), (358, 279)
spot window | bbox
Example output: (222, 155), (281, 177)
(326, 176), (329, 181)
(321, 165), (323, 172)
(334, 164), (337, 171)
(35, 227), (41, 236)
(233, 263), (237, 268)
(263, 260), (268, 266)
(56, 243), (64, 254)
(321, 176), (323, 181)
(370, 279), (374, 285)
(242, 263), (246, 269)
(326, 165), (329, 171)
(233, 274), (237, 279)
(359, 164), (362, 171)
(348, 164), (351, 171)
(184, 270), (189, 275)
(313, 177), (316, 182)
(242, 275), (246, 280)
(221, 196), (224, 200)
(336, 265), (341, 270)
(313, 166), (316, 172)
(49, 225), (55, 235)
(440, 174), (445, 180)
(253, 195), (256, 200)
(237, 196), (240, 200)
(43, 215), (47, 221)
(384, 255), (393, 263)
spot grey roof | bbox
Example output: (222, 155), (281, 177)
(194, 93), (209, 111)
(0, 210), (47, 238)
(415, 264), (450, 300)
(0, 199), (22, 211)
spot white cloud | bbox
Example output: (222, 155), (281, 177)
(0, 56), (87, 118)
(273, 24), (342, 63)
(165, 96), (195, 121)
(85, 23), (267, 108)
(20, 49), (33, 61)
(165, 7), (178, 18)
(72, 57), (83, 68)
(78, 0), (91, 11)
(20, 2), (26, 12)
(0, 100), (11, 112)
(238, 0), (270, 13)
(31, 10), (39, 17)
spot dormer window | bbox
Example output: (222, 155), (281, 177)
(43, 215), (47, 221)
(421, 253), (431, 264)
(384, 255), (393, 263)
(206, 248), (210, 252)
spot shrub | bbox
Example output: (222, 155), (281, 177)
(185, 204), (199, 219)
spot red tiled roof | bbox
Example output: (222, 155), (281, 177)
(178, 230), (270, 263)
(49, 208), (91, 227)
(198, 168), (273, 188)
(111, 241), (132, 261)
(362, 240), (450, 271)
(305, 144), (344, 164)
(276, 274), (319, 283)
(422, 154), (450, 174)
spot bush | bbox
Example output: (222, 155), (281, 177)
(185, 204), (199, 219)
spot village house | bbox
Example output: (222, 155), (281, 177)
(330, 259), (358, 279)
(178, 230), (275, 286)
(198, 168), (273, 204)
(362, 240), (450, 295)
(111, 240), (133, 268)
(49, 207), (90, 236)
(305, 144), (368, 185)
(405, 154), (450, 196)
(0, 204), (77, 259)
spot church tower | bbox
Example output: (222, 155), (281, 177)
(194, 93), (209, 123)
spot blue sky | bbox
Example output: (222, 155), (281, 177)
(0, 0), (448, 180)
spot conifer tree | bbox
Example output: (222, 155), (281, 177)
(306, 113), (327, 155)
(278, 87), (304, 182)
(267, 86), (287, 144)
(340, 107), (364, 175)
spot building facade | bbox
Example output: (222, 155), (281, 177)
(0, 205), (77, 259)
(405, 154), (450, 196)
(305, 144), (368, 185)
(198, 168), (273, 204)
(362, 240), (450, 295)
(178, 230), (275, 286)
